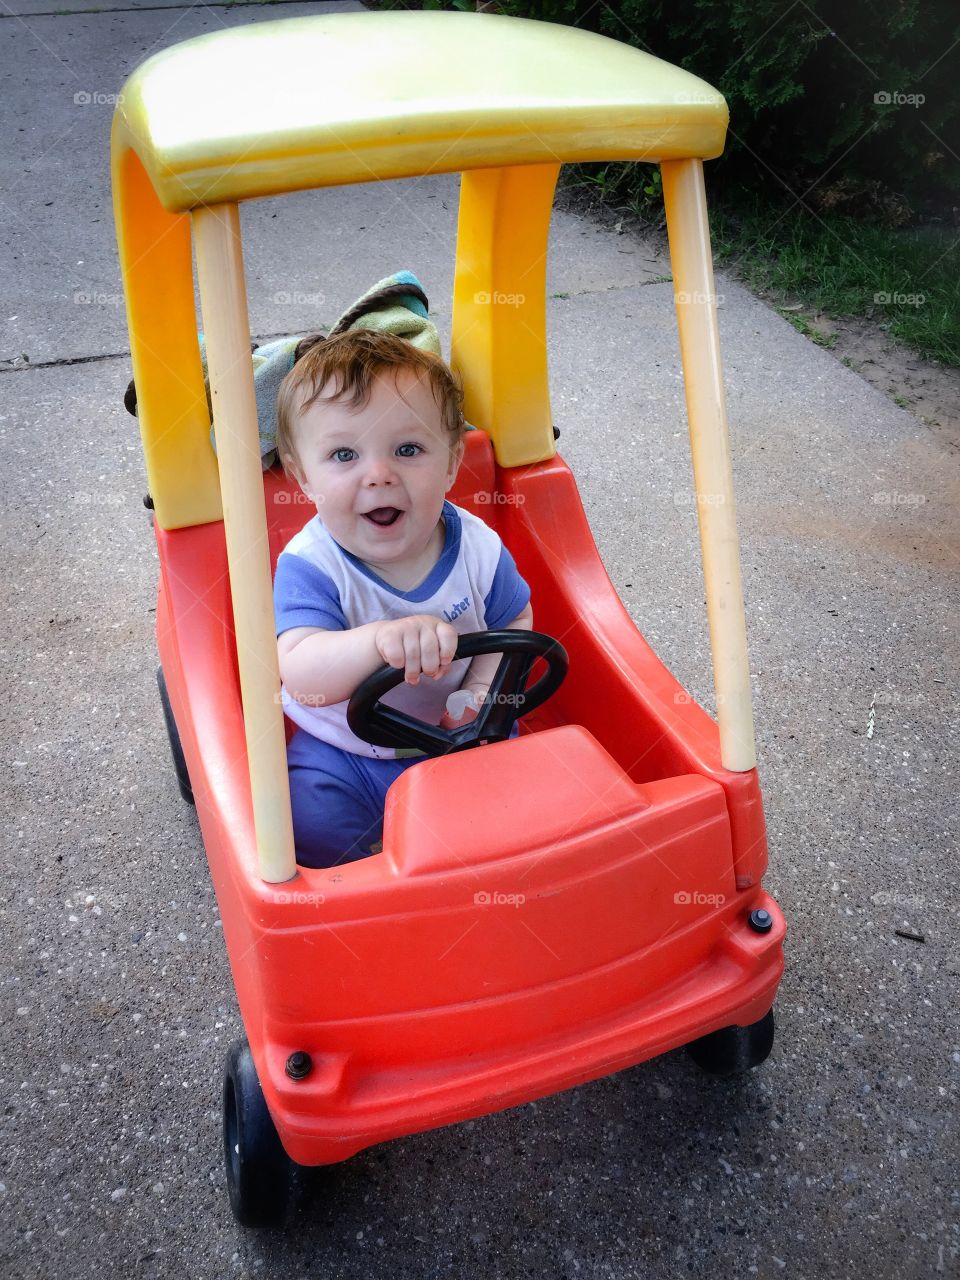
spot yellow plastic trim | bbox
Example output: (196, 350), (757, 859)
(111, 131), (222, 529)
(112, 12), (727, 214)
(451, 165), (559, 468)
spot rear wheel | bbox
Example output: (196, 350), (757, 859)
(223, 1040), (294, 1228)
(157, 666), (194, 805)
(686, 1008), (775, 1077)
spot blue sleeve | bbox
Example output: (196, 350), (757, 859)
(483, 543), (531, 629)
(273, 553), (348, 636)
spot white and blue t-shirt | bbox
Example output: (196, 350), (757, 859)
(274, 500), (531, 759)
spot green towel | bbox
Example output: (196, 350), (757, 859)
(204, 269), (444, 469)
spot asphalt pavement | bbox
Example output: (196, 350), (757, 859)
(1, 2), (957, 1277)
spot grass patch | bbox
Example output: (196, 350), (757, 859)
(709, 198), (960, 368)
(777, 311), (837, 349)
(561, 165), (958, 368)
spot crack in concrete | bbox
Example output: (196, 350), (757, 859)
(1, 351), (128, 372)
(0, 330), (304, 373)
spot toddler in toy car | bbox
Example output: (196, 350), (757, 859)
(274, 329), (532, 868)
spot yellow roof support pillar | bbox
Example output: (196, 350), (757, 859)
(111, 127), (222, 529)
(451, 164), (560, 468)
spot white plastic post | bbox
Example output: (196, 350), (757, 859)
(192, 203), (298, 881)
(661, 159), (757, 772)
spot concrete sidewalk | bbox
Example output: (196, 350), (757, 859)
(1, 3), (957, 1278)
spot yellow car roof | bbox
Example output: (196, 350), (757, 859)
(112, 11), (727, 212)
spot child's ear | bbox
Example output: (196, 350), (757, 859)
(282, 454), (313, 502)
(445, 437), (466, 490)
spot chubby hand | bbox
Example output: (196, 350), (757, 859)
(439, 687), (484, 731)
(374, 614), (459, 686)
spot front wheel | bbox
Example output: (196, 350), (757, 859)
(686, 1008), (775, 1078)
(157, 666), (194, 805)
(223, 1040), (294, 1228)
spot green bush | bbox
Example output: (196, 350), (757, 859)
(519, 0), (959, 214)
(383, 0), (960, 216)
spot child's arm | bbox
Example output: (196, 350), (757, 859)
(278, 623), (386, 709)
(279, 614), (460, 709)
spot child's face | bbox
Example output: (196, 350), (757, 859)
(286, 367), (464, 570)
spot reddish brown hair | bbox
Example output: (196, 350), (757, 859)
(276, 328), (465, 473)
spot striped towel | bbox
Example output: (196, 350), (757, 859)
(205, 269), (443, 469)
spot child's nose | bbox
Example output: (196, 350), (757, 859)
(363, 455), (398, 485)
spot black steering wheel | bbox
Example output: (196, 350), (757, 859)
(346, 630), (568, 757)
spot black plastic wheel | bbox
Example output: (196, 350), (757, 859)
(157, 666), (194, 805)
(686, 1008), (775, 1078)
(222, 1040), (294, 1228)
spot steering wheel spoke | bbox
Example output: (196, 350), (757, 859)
(474, 650), (536, 740)
(366, 703), (450, 754)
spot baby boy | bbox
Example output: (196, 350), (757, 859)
(273, 328), (533, 868)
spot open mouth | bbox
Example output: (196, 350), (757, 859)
(363, 507), (404, 528)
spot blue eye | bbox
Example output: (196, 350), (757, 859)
(331, 447), (356, 463)
(396, 443), (422, 458)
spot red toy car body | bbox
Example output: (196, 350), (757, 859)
(157, 432), (784, 1167)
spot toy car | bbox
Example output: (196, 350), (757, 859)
(112, 9), (786, 1228)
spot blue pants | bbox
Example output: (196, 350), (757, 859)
(287, 731), (419, 868)
(287, 725), (519, 869)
